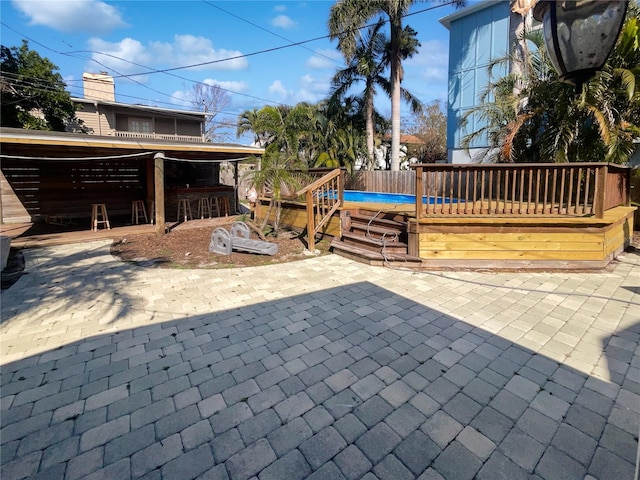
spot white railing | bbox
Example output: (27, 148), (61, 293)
(113, 131), (205, 143)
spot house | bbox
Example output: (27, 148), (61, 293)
(69, 72), (205, 143)
(0, 73), (264, 228)
(440, 0), (534, 164)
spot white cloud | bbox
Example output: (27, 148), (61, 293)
(268, 80), (290, 100)
(306, 49), (343, 70)
(405, 39), (449, 83)
(149, 35), (249, 71)
(268, 75), (330, 104)
(169, 89), (192, 108)
(299, 74), (329, 96)
(202, 79), (249, 93)
(274, 5), (287, 12)
(420, 67), (448, 83)
(86, 35), (248, 79)
(87, 38), (152, 79)
(271, 15), (296, 30)
(12, 0), (126, 34)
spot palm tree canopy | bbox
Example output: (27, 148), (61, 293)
(461, 5), (639, 165)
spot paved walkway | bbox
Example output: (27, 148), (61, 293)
(1, 241), (639, 480)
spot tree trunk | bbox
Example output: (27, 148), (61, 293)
(274, 200), (282, 233)
(260, 199), (274, 230)
(365, 83), (375, 170)
(390, 16), (402, 171)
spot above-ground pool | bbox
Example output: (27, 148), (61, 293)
(343, 190), (454, 204)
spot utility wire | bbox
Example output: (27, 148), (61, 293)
(0, 151), (156, 161)
(1, 72), (244, 128)
(0, 21), (290, 108)
(104, 1), (459, 80)
(1, 1), (458, 109)
(201, 0), (342, 66)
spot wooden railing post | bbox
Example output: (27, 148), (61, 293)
(296, 168), (344, 252)
(306, 190), (315, 251)
(415, 166), (423, 219)
(595, 164), (607, 219)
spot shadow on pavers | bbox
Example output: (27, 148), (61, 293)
(1, 282), (637, 479)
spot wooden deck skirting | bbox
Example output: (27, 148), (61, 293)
(265, 198), (635, 269)
(407, 206), (635, 269)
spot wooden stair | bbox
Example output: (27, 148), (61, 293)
(330, 208), (423, 267)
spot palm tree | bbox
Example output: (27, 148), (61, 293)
(244, 144), (306, 232)
(461, 8), (639, 165)
(314, 124), (366, 174)
(330, 18), (389, 168)
(328, 0), (463, 171)
(330, 20), (424, 170)
(237, 104), (310, 232)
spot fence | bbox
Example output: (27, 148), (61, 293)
(346, 170), (415, 194)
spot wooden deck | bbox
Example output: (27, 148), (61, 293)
(1, 217), (236, 249)
(265, 197), (636, 269)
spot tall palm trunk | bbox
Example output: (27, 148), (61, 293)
(365, 81), (376, 170)
(390, 15), (402, 171)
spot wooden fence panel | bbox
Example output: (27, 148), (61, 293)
(1, 159), (145, 221)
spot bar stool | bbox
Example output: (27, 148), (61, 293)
(209, 196), (220, 217)
(91, 203), (111, 231)
(215, 196), (230, 217)
(177, 198), (192, 222)
(196, 197), (212, 219)
(131, 200), (148, 224)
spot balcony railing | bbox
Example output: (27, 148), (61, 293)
(113, 131), (205, 143)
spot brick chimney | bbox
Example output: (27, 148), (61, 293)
(82, 72), (115, 101)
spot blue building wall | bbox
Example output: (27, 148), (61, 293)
(443, 1), (512, 162)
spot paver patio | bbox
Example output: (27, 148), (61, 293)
(1, 240), (638, 479)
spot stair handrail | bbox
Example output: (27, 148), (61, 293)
(296, 168), (343, 251)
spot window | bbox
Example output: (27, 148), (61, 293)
(128, 117), (152, 133)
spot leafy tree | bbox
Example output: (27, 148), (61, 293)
(1, 40), (78, 131)
(462, 4), (640, 164)
(328, 0), (463, 171)
(190, 83), (231, 142)
(402, 99), (447, 162)
(311, 99), (367, 172)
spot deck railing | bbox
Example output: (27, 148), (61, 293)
(296, 168), (343, 251)
(411, 163), (631, 219)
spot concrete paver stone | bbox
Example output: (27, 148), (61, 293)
(1, 241), (638, 479)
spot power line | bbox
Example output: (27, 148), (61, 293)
(0, 21), (290, 108)
(201, 0), (342, 66)
(1, 1), (459, 111)
(1, 72), (244, 129)
(104, 1), (459, 80)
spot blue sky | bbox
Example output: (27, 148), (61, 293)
(1, 0), (467, 142)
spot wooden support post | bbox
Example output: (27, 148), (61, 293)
(154, 152), (166, 235)
(234, 161), (239, 214)
(595, 164), (607, 219)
